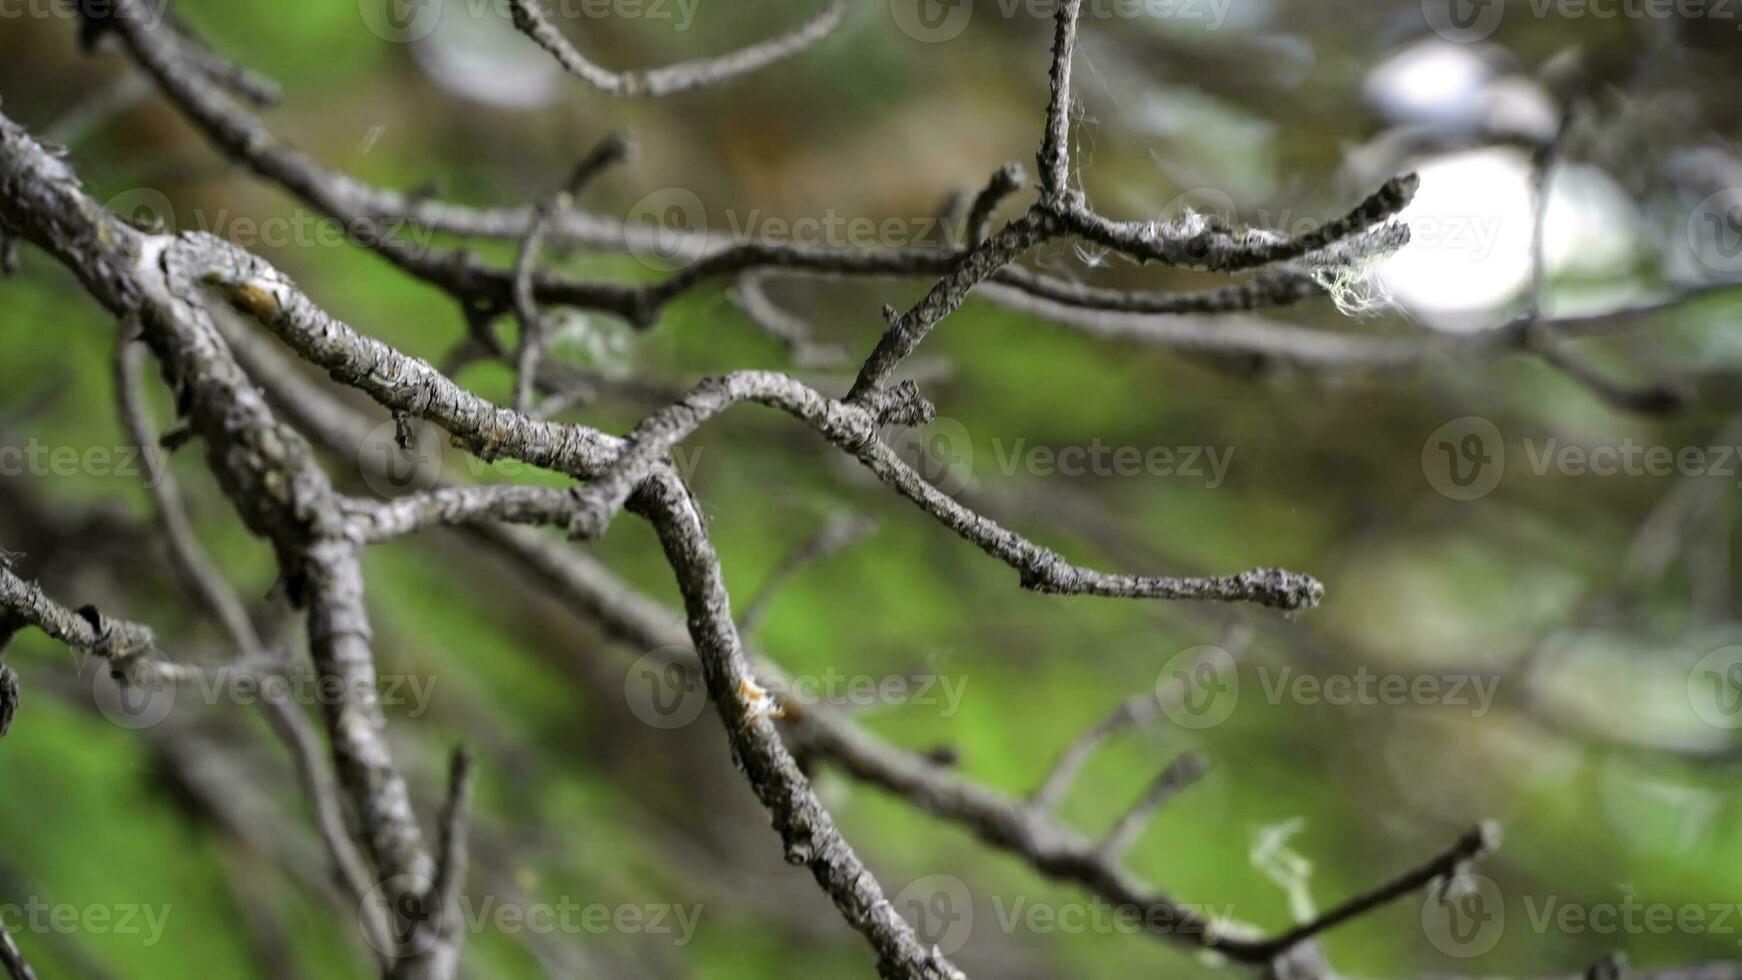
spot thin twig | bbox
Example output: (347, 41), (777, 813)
(1240, 821), (1500, 960)
(227, 331), (1514, 973)
(1, 111), (440, 972)
(114, 332), (392, 961)
(511, 201), (557, 414)
(0, 909), (36, 980)
(1038, 0), (1084, 201)
(507, 0), (848, 99)
(737, 513), (879, 634)
(1033, 629), (1248, 811)
(966, 163), (1028, 244)
(1097, 752), (1207, 860)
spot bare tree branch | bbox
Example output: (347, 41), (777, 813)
(0, 565), (156, 664)
(506, 0), (848, 99)
(0, 907), (36, 980)
(1033, 635), (1244, 812)
(967, 164), (1029, 245)
(1037, 0), (1083, 201)
(114, 332), (393, 961)
(0, 110), (444, 973)
(6, 4), (1736, 978)
(1239, 822), (1499, 960)
(1097, 752), (1206, 860)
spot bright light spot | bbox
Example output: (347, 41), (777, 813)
(1379, 152), (1647, 329)
(1380, 148), (1535, 330)
(1365, 41), (1557, 142)
(412, 8), (564, 108)
(1365, 40), (1493, 134)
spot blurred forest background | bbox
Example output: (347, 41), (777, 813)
(2, 0), (1742, 977)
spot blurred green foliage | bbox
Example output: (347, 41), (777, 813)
(1, 1), (1740, 977)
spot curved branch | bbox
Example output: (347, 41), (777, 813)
(219, 336), (1515, 977)
(1055, 174), (1419, 274)
(97, 0), (1392, 348)
(849, 211), (1058, 398)
(343, 485), (587, 544)
(2, 101), (957, 980)
(0, 110), (443, 971)
(114, 336), (392, 962)
(558, 370), (1324, 610)
(0, 565), (156, 663)
(507, 0), (848, 99)
(635, 473), (964, 979)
